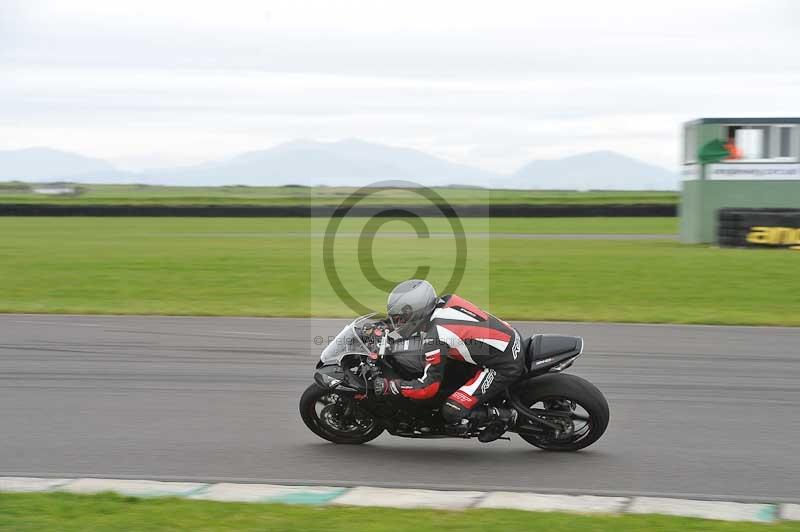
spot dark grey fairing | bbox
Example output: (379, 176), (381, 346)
(313, 361), (367, 393)
(386, 352), (426, 379)
(385, 336), (430, 378)
(523, 334), (583, 372)
(385, 353), (481, 397)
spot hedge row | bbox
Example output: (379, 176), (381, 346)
(0, 203), (677, 217)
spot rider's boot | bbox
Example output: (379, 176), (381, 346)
(474, 406), (518, 443)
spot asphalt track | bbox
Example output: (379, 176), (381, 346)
(1, 315), (798, 502)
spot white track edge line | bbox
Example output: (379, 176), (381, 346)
(0, 476), (796, 522)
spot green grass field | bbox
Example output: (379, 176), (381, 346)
(0, 217), (796, 325)
(0, 183), (679, 206)
(75, 216), (672, 234)
(0, 492), (792, 532)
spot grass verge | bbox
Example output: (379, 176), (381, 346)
(0, 492), (795, 532)
(0, 184), (679, 206)
(0, 217), (796, 325)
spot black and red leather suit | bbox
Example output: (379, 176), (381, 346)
(386, 294), (525, 425)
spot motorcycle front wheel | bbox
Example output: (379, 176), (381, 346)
(299, 384), (384, 444)
(514, 373), (609, 452)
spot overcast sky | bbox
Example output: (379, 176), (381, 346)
(1, 0), (798, 172)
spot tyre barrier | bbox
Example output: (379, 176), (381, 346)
(718, 208), (800, 249)
(0, 203), (677, 217)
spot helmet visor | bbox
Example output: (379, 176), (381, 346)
(388, 305), (414, 331)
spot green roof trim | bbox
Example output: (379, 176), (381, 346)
(687, 117), (800, 126)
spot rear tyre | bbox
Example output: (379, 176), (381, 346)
(515, 373), (609, 452)
(299, 384), (384, 444)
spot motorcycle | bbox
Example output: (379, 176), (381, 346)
(300, 315), (609, 451)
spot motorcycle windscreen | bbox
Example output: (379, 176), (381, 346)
(319, 314), (373, 365)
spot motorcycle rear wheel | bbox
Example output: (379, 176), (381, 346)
(515, 373), (609, 452)
(299, 384), (384, 444)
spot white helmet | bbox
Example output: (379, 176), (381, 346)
(387, 279), (437, 338)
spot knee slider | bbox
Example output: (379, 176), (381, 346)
(442, 399), (469, 425)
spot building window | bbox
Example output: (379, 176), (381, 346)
(684, 125), (697, 163)
(726, 125), (770, 160)
(778, 126), (794, 158)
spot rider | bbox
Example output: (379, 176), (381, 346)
(373, 279), (525, 442)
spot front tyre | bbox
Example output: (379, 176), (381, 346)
(514, 373), (609, 452)
(299, 384), (384, 444)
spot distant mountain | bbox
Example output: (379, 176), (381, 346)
(143, 139), (501, 187)
(0, 142), (678, 190)
(0, 147), (120, 181)
(510, 150), (678, 191)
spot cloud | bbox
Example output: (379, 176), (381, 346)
(1, 0), (798, 172)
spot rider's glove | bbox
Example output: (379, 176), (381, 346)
(373, 377), (399, 396)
